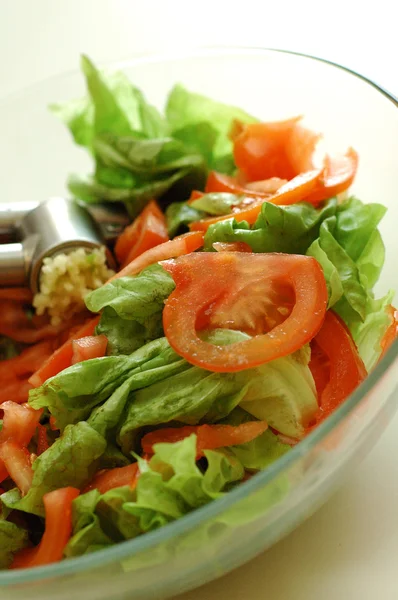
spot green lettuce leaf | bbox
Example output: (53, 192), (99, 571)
(93, 134), (203, 175)
(67, 170), (188, 218)
(96, 487), (141, 541)
(349, 292), (395, 372)
(165, 202), (204, 237)
(64, 490), (113, 558)
(119, 330), (317, 450)
(86, 264), (175, 356)
(166, 84), (257, 173)
(2, 423), (106, 517)
(53, 56), (208, 215)
(52, 55), (168, 144)
(190, 193), (245, 216)
(204, 198), (337, 253)
(29, 338), (186, 431)
(0, 520), (29, 568)
(220, 407), (291, 469)
(123, 435), (244, 531)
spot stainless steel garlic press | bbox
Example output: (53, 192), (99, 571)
(0, 198), (130, 291)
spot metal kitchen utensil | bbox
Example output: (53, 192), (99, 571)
(0, 198), (129, 291)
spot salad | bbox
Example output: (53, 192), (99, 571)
(0, 55), (396, 571)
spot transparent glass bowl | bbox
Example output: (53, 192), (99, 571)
(0, 48), (397, 600)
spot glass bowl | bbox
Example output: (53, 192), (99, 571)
(0, 48), (397, 600)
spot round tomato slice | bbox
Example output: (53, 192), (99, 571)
(162, 252), (328, 372)
(308, 311), (367, 429)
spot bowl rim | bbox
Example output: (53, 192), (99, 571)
(0, 45), (397, 586)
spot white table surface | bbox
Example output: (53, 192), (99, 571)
(0, 1), (397, 598)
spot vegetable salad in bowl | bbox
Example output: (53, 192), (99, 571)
(0, 55), (396, 571)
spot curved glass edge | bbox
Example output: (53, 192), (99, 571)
(0, 46), (397, 586)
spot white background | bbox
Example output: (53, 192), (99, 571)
(0, 1), (397, 598)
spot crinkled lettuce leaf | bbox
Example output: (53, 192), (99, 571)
(123, 435), (244, 530)
(30, 329), (316, 453)
(52, 56), (207, 215)
(119, 330), (317, 450)
(64, 490), (113, 558)
(86, 264), (175, 355)
(2, 422), (106, 517)
(204, 198), (337, 253)
(29, 338), (187, 431)
(0, 520), (29, 568)
(66, 428), (290, 560)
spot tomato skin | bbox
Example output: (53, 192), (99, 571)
(213, 242), (252, 253)
(11, 487), (80, 569)
(308, 341), (330, 400)
(29, 316), (100, 388)
(141, 422), (268, 457)
(0, 380), (33, 406)
(304, 148), (359, 206)
(0, 402), (42, 447)
(83, 463), (140, 494)
(36, 423), (49, 455)
(71, 334), (108, 365)
(108, 231), (204, 282)
(233, 118), (301, 181)
(190, 170), (322, 232)
(308, 311), (367, 428)
(162, 252), (328, 372)
(0, 442), (33, 495)
(115, 200), (169, 267)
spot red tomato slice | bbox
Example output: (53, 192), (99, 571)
(233, 117), (302, 181)
(0, 461), (9, 484)
(0, 300), (87, 345)
(83, 463), (140, 494)
(0, 379), (33, 406)
(189, 170), (322, 232)
(380, 305), (398, 359)
(115, 200), (169, 267)
(0, 402), (42, 447)
(141, 421), (268, 457)
(108, 231), (204, 282)
(162, 252), (328, 372)
(213, 242), (252, 253)
(308, 311), (367, 428)
(11, 487), (80, 569)
(0, 442), (33, 495)
(71, 334), (108, 365)
(308, 340), (330, 400)
(0, 288), (33, 302)
(36, 423), (49, 455)
(29, 316), (100, 388)
(0, 340), (54, 383)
